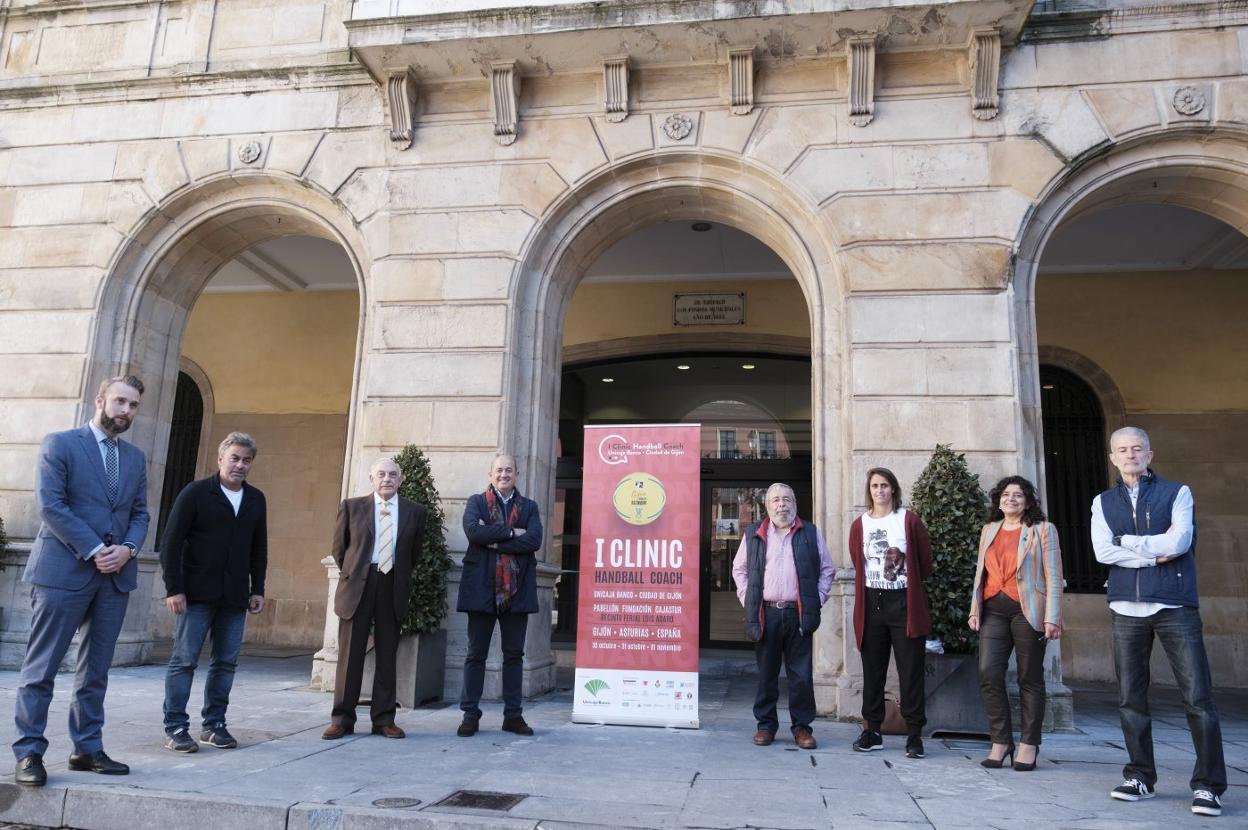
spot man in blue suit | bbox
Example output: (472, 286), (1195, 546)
(12, 375), (150, 787)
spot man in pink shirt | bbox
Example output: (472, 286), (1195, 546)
(732, 483), (835, 749)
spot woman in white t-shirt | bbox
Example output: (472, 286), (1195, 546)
(848, 467), (934, 759)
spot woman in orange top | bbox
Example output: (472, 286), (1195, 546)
(968, 476), (1063, 772)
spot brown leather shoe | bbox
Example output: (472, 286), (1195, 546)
(752, 729), (775, 746)
(371, 723), (405, 739)
(321, 723), (353, 740)
(794, 727), (817, 750)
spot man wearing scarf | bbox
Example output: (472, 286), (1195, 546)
(455, 453), (544, 737)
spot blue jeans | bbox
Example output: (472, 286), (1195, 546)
(163, 602), (247, 734)
(1111, 606), (1226, 794)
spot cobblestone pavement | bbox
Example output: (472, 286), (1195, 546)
(0, 647), (1244, 829)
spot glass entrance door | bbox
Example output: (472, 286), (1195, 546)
(702, 486), (767, 646)
(699, 477), (812, 648)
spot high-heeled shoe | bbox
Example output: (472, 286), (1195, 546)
(1014, 744), (1039, 772)
(980, 743), (1015, 768)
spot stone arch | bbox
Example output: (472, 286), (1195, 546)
(86, 172), (371, 509)
(1012, 131), (1248, 487)
(506, 151), (845, 531)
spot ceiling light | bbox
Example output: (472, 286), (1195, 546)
(601, 377), (614, 383)
(676, 364), (691, 371)
(741, 363), (755, 370)
(690, 222), (712, 233)
(1041, 384), (1054, 390)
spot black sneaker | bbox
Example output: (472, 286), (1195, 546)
(164, 727), (199, 753)
(905, 736), (924, 759)
(1192, 790), (1222, 817)
(199, 724), (238, 749)
(852, 729), (883, 752)
(1111, 778), (1155, 801)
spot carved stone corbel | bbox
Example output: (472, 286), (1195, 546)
(603, 55), (629, 122)
(490, 60), (520, 145)
(968, 27), (1001, 121)
(728, 47), (754, 116)
(386, 68), (418, 149)
(847, 35), (877, 127)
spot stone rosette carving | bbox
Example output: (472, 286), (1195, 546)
(237, 141), (262, 165)
(1172, 86), (1206, 116)
(662, 113), (694, 141)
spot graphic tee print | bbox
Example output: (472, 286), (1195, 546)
(861, 508), (908, 590)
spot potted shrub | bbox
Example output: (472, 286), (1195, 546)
(361, 445), (453, 706)
(910, 444), (987, 735)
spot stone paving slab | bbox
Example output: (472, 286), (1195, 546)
(0, 649), (1244, 829)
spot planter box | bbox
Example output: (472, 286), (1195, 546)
(923, 651), (989, 738)
(360, 629), (447, 709)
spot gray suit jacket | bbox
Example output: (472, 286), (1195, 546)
(24, 424), (150, 593)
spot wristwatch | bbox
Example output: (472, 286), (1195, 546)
(1111, 535), (1123, 547)
(123, 542), (138, 559)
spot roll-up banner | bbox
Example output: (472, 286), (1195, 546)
(572, 424), (701, 728)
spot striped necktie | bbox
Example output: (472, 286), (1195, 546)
(378, 502), (394, 575)
(103, 438), (119, 503)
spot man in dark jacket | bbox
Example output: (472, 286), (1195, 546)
(322, 457), (426, 740)
(160, 432), (267, 753)
(731, 483), (834, 750)
(455, 452), (543, 738)
(1093, 426), (1225, 817)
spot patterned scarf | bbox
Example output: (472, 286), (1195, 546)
(485, 486), (523, 612)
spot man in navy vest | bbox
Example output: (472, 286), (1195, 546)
(731, 483), (834, 750)
(1092, 426), (1225, 817)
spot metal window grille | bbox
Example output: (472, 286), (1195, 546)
(1040, 365), (1108, 593)
(155, 372), (204, 548)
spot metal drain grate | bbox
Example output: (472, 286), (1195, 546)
(434, 790), (527, 811)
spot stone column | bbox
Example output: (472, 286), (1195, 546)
(814, 571), (860, 720)
(309, 555), (340, 691)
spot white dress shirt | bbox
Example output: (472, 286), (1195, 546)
(371, 493), (399, 564)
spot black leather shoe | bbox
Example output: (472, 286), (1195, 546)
(456, 716), (479, 737)
(15, 754), (47, 786)
(501, 717), (534, 736)
(67, 749), (129, 775)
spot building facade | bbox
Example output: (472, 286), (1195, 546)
(1, 0), (1246, 718)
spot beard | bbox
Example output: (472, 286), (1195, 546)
(97, 411), (132, 435)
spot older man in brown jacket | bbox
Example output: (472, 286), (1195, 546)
(322, 457), (426, 740)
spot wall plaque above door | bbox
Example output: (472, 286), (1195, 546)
(673, 292), (745, 326)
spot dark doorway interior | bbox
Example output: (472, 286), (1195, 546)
(155, 371), (204, 548)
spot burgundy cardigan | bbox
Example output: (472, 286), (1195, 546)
(847, 508), (935, 649)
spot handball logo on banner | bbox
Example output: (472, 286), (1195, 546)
(612, 473), (667, 525)
(598, 434), (630, 465)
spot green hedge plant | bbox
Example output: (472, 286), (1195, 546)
(911, 444), (985, 655)
(393, 445), (452, 636)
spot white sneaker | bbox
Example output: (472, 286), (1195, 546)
(1192, 790), (1222, 817)
(1111, 778), (1154, 801)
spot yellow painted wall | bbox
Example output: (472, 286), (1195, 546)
(1036, 270), (1248, 412)
(181, 291), (359, 414)
(563, 280), (810, 347)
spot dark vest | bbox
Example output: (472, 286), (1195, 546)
(743, 520), (823, 641)
(1101, 471), (1199, 608)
